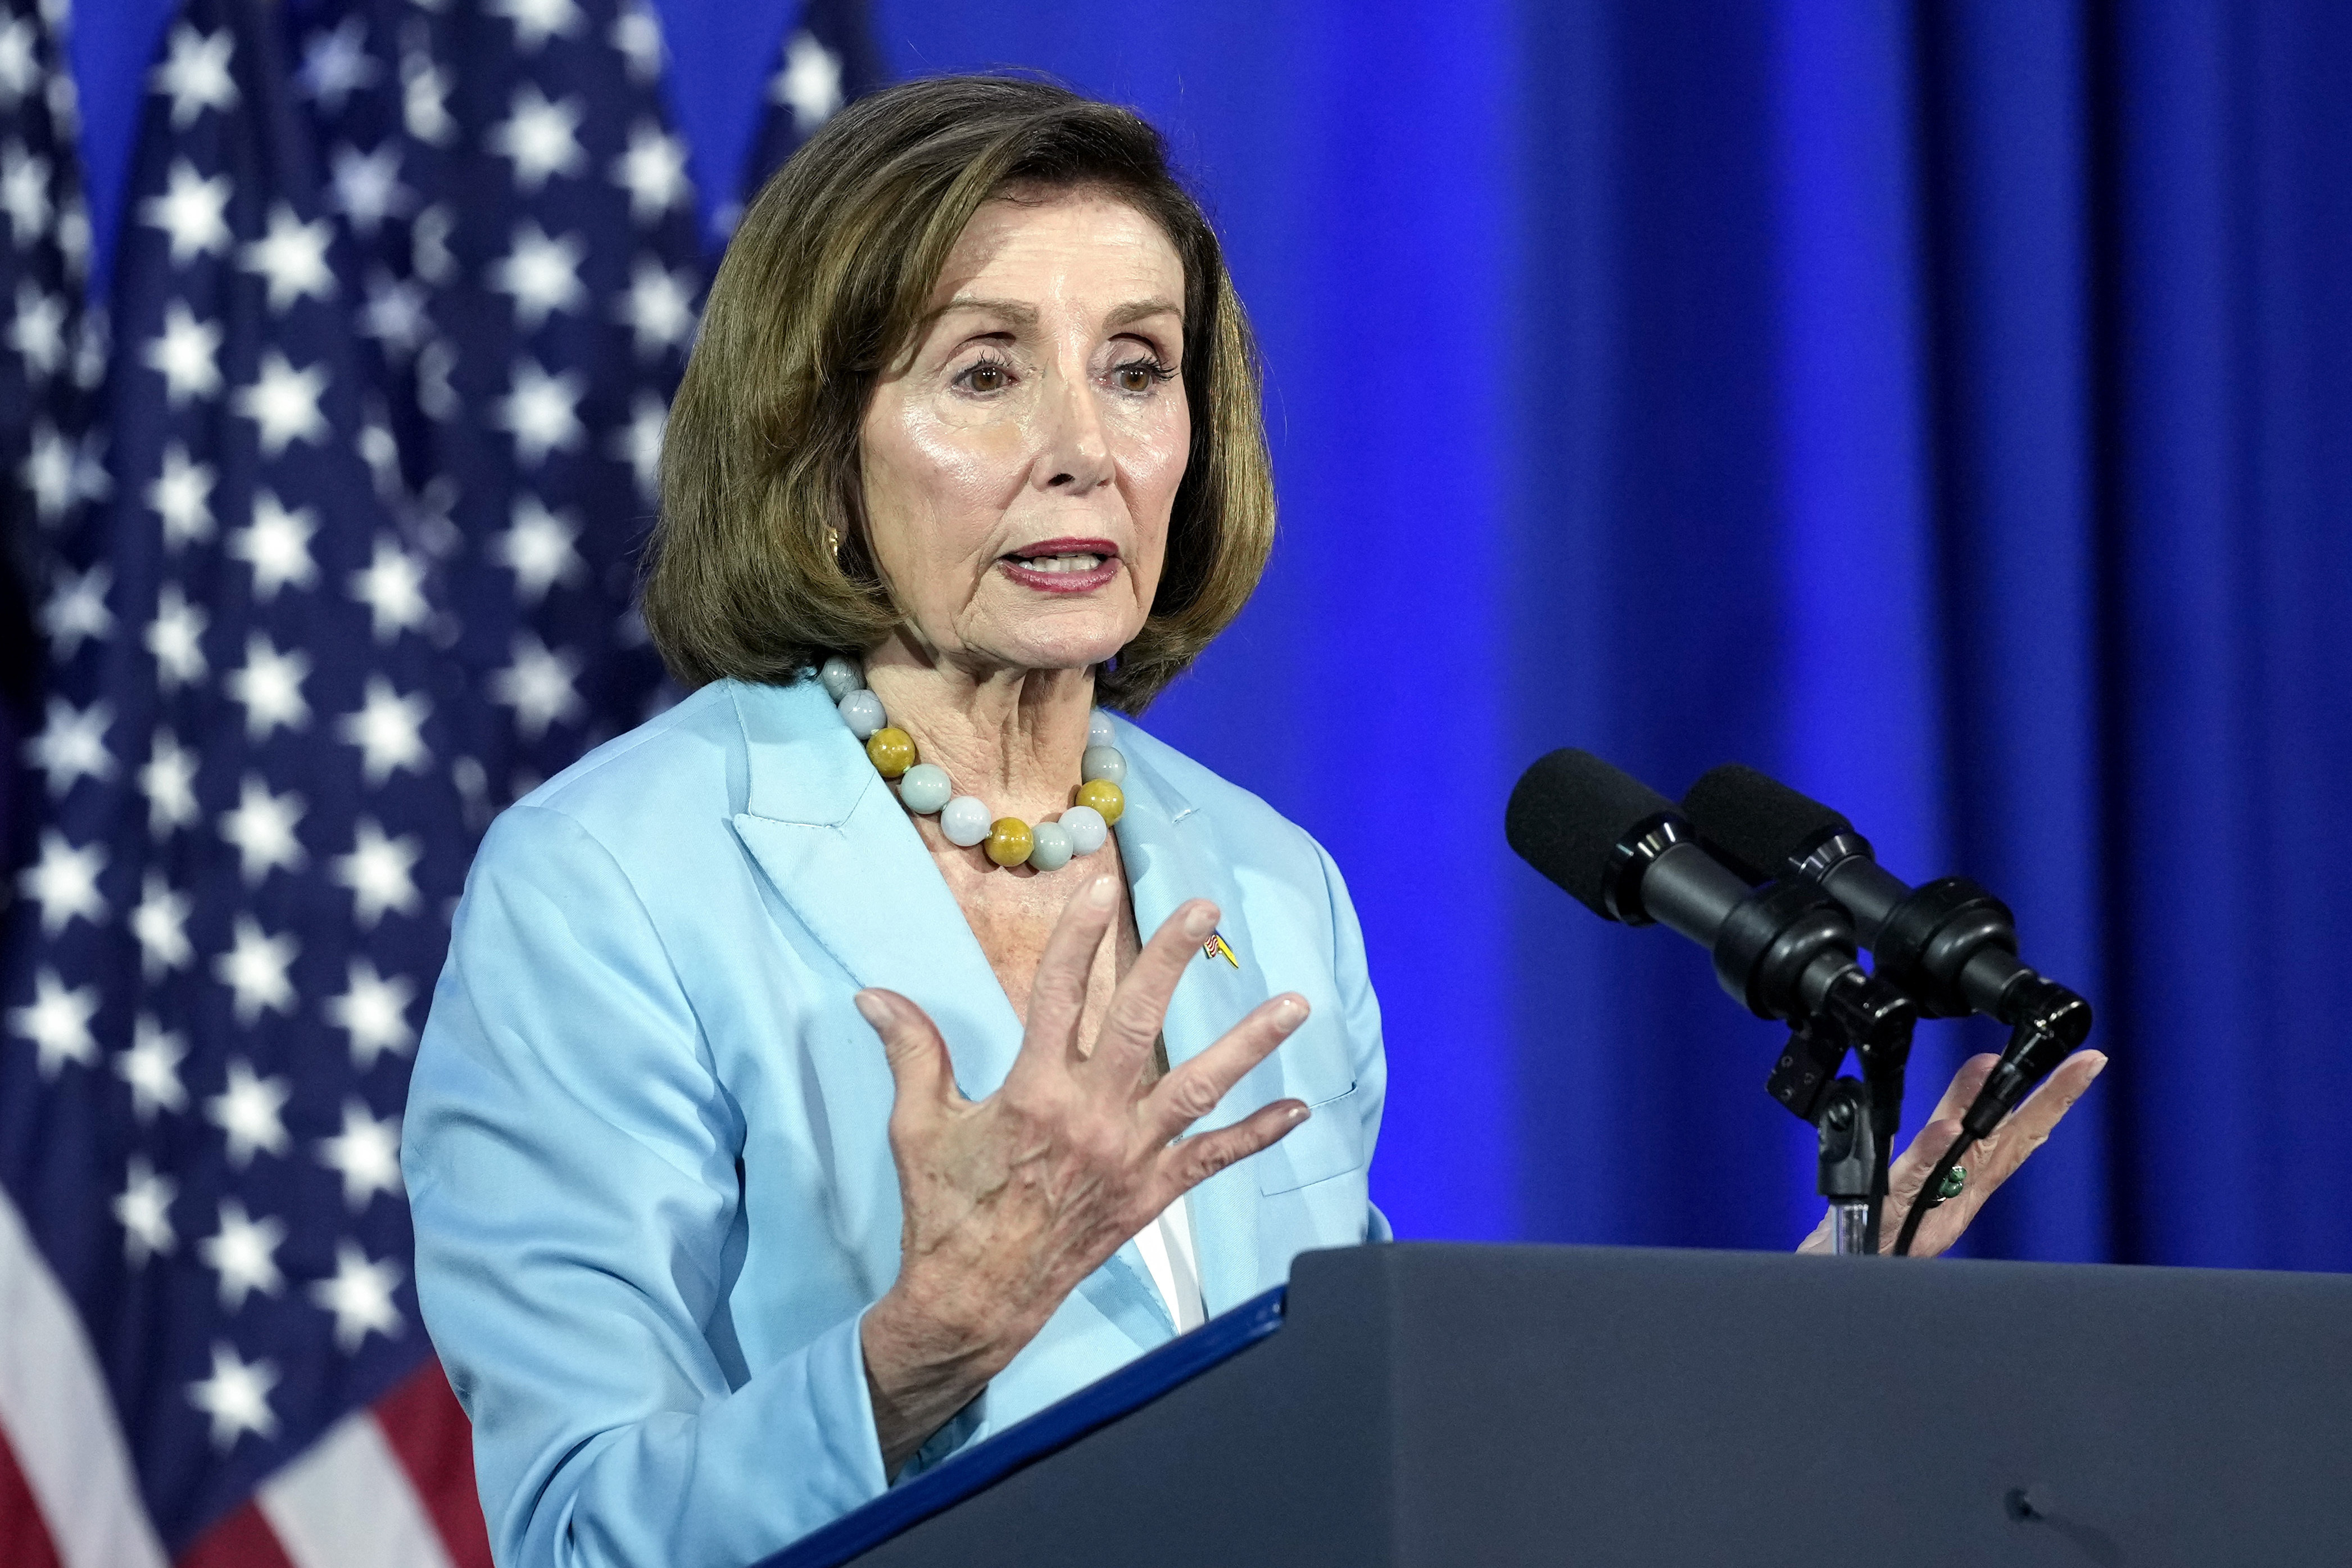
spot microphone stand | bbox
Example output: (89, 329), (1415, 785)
(1767, 969), (1916, 1255)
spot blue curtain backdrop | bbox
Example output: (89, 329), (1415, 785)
(59, 0), (2352, 1268)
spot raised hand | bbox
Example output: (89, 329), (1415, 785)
(1798, 1049), (2108, 1257)
(854, 873), (1309, 1470)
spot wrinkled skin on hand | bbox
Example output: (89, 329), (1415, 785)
(855, 874), (1310, 1471)
(1799, 1049), (2108, 1257)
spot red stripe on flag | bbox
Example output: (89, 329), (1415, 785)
(0, 1422), (64, 1568)
(175, 1501), (297, 1568)
(374, 1358), (493, 1568)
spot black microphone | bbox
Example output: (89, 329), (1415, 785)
(1680, 764), (2092, 1139)
(1506, 750), (1899, 1039)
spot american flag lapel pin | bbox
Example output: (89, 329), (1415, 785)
(1202, 930), (1240, 968)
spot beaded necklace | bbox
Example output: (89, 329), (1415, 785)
(819, 656), (1127, 871)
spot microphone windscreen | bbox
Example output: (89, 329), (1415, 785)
(1505, 749), (1677, 918)
(1681, 764), (1852, 883)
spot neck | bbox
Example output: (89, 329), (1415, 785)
(861, 635), (1098, 821)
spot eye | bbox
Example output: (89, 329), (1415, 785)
(1111, 356), (1177, 395)
(955, 355), (1014, 394)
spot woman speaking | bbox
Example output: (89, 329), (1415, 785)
(401, 75), (2096, 1568)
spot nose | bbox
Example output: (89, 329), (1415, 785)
(1036, 362), (1113, 494)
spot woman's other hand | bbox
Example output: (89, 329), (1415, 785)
(1798, 1049), (2108, 1257)
(853, 873), (1308, 1471)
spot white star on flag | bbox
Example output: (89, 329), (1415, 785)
(18, 828), (106, 935)
(219, 774), (309, 885)
(8, 967), (100, 1078)
(318, 1100), (404, 1210)
(10, 278), (66, 373)
(495, 358), (586, 464)
(488, 0), (584, 51)
(359, 270), (428, 360)
(776, 30), (845, 133)
(144, 300), (224, 406)
(152, 22), (237, 129)
(330, 819), (424, 930)
(493, 496), (586, 602)
(0, 141), (51, 244)
(610, 120), (690, 225)
(205, 1058), (294, 1164)
(491, 631), (586, 739)
(337, 677), (433, 785)
(232, 350), (330, 454)
(402, 54), (455, 146)
(610, 2), (664, 81)
(488, 81), (586, 192)
(615, 256), (696, 358)
(141, 729), (200, 835)
(327, 958), (418, 1069)
(131, 869), (196, 980)
(24, 695), (114, 796)
(490, 219), (586, 330)
(229, 490), (321, 599)
(148, 441), (219, 546)
(298, 15), (378, 112)
(211, 918), (300, 1028)
(146, 582), (210, 689)
(187, 1343), (280, 1451)
(118, 1016), (191, 1121)
(238, 203), (336, 311)
(612, 390), (667, 501)
(309, 1240), (406, 1353)
(138, 158), (232, 263)
(328, 141), (411, 235)
(225, 632), (313, 738)
(0, 17), (36, 108)
(349, 536), (431, 641)
(114, 1157), (179, 1266)
(198, 1199), (287, 1311)
(39, 560), (113, 657)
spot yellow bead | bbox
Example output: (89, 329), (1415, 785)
(1075, 778), (1124, 826)
(985, 817), (1034, 867)
(865, 727), (916, 779)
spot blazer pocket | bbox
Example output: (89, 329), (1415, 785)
(1253, 1080), (1363, 1195)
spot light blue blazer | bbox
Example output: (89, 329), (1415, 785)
(402, 676), (1389, 1568)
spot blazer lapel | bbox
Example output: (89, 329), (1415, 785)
(723, 681), (1175, 1348)
(724, 681), (1025, 1102)
(1113, 735), (1293, 1317)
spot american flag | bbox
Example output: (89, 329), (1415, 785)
(1, 1), (867, 1563)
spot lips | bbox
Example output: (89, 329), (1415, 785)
(998, 537), (1121, 594)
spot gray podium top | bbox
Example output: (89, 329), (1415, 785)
(844, 1242), (2352, 1567)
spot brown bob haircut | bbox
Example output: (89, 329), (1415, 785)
(641, 75), (1276, 712)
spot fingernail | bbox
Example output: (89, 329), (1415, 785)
(2086, 1056), (2108, 1082)
(1184, 903), (1218, 938)
(1089, 874), (1119, 908)
(1287, 1104), (1311, 1126)
(853, 991), (889, 1027)
(1270, 996), (1307, 1031)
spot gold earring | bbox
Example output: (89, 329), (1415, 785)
(826, 527), (841, 561)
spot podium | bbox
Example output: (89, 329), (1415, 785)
(762, 1243), (2352, 1566)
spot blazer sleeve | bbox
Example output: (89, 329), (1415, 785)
(402, 803), (889, 1568)
(1314, 837), (1393, 1244)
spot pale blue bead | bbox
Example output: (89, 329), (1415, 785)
(1087, 709), (1117, 748)
(1080, 745), (1126, 785)
(940, 796), (992, 847)
(1027, 821), (1073, 872)
(1058, 804), (1108, 856)
(837, 689), (885, 739)
(897, 763), (952, 815)
(817, 655), (862, 701)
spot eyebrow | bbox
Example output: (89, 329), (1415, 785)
(934, 294), (1185, 331)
